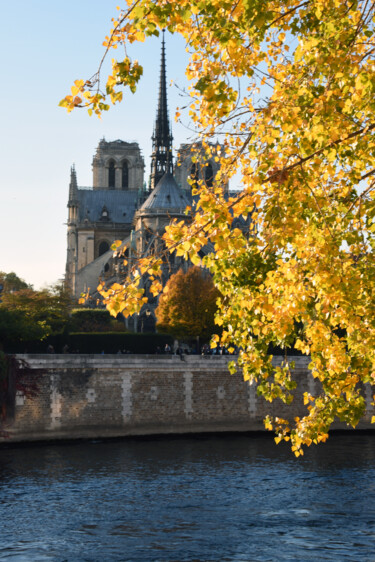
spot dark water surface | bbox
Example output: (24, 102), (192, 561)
(0, 433), (374, 561)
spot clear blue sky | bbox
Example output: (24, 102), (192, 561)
(0, 1), (194, 289)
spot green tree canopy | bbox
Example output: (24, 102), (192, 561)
(0, 271), (31, 293)
(0, 283), (72, 348)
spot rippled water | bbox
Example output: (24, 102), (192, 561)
(0, 433), (374, 561)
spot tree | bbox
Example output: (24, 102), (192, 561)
(0, 283), (72, 347)
(0, 271), (31, 294)
(0, 307), (48, 348)
(61, 1), (375, 454)
(156, 266), (220, 340)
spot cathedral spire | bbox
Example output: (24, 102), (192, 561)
(68, 164), (78, 205)
(149, 30), (174, 190)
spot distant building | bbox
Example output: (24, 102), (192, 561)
(65, 32), (247, 331)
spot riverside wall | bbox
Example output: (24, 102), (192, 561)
(3, 354), (374, 443)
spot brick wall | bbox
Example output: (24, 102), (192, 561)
(3, 355), (374, 443)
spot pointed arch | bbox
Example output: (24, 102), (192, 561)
(121, 160), (129, 190)
(108, 160), (115, 188)
(98, 241), (110, 256)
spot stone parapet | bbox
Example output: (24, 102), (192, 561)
(2, 355), (373, 443)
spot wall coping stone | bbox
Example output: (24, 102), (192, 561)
(16, 354), (311, 372)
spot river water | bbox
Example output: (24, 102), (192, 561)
(0, 433), (374, 561)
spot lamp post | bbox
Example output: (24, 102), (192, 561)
(141, 308), (151, 333)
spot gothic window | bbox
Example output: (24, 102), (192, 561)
(99, 241), (110, 256)
(121, 161), (129, 190)
(108, 160), (115, 188)
(205, 162), (214, 188)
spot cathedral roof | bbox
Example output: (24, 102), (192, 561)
(140, 172), (190, 212)
(77, 189), (139, 223)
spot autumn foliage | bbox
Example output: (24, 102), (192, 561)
(62, 0), (375, 454)
(156, 267), (220, 340)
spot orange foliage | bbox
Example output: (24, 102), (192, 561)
(156, 267), (220, 340)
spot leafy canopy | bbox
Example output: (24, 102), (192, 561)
(156, 266), (220, 339)
(0, 271), (31, 293)
(0, 282), (72, 345)
(62, 0), (375, 455)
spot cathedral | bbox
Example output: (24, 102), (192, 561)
(65, 33), (229, 330)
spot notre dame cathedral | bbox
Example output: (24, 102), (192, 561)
(65, 33), (236, 331)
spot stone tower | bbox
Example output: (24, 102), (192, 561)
(92, 139), (144, 190)
(65, 144), (145, 297)
(174, 142), (228, 193)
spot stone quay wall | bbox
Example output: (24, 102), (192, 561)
(3, 354), (374, 443)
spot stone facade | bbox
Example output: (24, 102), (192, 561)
(4, 355), (374, 443)
(65, 38), (230, 301)
(174, 142), (227, 193)
(92, 139), (145, 190)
